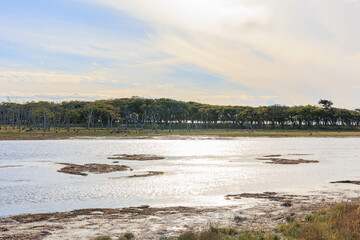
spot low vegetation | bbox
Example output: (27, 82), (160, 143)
(96, 232), (135, 240)
(178, 228), (279, 240)
(278, 200), (360, 240)
(94, 200), (360, 240)
(176, 200), (360, 240)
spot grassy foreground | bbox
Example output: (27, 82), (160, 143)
(1, 128), (360, 140)
(96, 200), (360, 240)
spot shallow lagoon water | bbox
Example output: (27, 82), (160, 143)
(0, 137), (359, 216)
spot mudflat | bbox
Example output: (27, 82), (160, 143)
(57, 163), (130, 176)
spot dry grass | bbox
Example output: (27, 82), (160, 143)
(278, 200), (360, 240)
(176, 200), (360, 240)
(177, 227), (280, 240)
(2, 128), (360, 140)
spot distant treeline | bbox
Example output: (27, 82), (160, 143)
(0, 97), (359, 132)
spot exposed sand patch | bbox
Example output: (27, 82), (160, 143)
(108, 154), (165, 161)
(256, 155), (319, 165)
(330, 180), (360, 185)
(263, 155), (281, 158)
(127, 171), (165, 178)
(57, 163), (130, 176)
(256, 157), (278, 160)
(0, 165), (23, 168)
(225, 192), (310, 202)
(109, 171), (165, 179)
(288, 154), (314, 156)
(266, 159), (319, 165)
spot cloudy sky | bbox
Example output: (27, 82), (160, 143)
(1, 0), (360, 107)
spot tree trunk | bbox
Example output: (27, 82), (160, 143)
(87, 108), (93, 130)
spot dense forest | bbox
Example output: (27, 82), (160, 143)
(0, 97), (359, 132)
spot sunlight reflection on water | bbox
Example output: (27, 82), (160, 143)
(0, 137), (360, 216)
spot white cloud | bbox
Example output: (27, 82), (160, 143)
(347, 52), (360, 62)
(3, 0), (360, 107)
(83, 0), (360, 107)
(87, 0), (270, 32)
(0, 71), (103, 83)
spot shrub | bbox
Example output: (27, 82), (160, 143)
(210, 225), (238, 235)
(123, 232), (134, 240)
(96, 237), (112, 240)
(178, 231), (197, 240)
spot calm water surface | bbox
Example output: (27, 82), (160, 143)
(0, 137), (359, 216)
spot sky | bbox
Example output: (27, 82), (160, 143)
(1, 0), (360, 108)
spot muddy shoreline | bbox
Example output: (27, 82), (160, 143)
(1, 191), (357, 240)
(0, 136), (70, 141)
(2, 133), (360, 141)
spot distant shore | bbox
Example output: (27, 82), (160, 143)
(1, 128), (360, 140)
